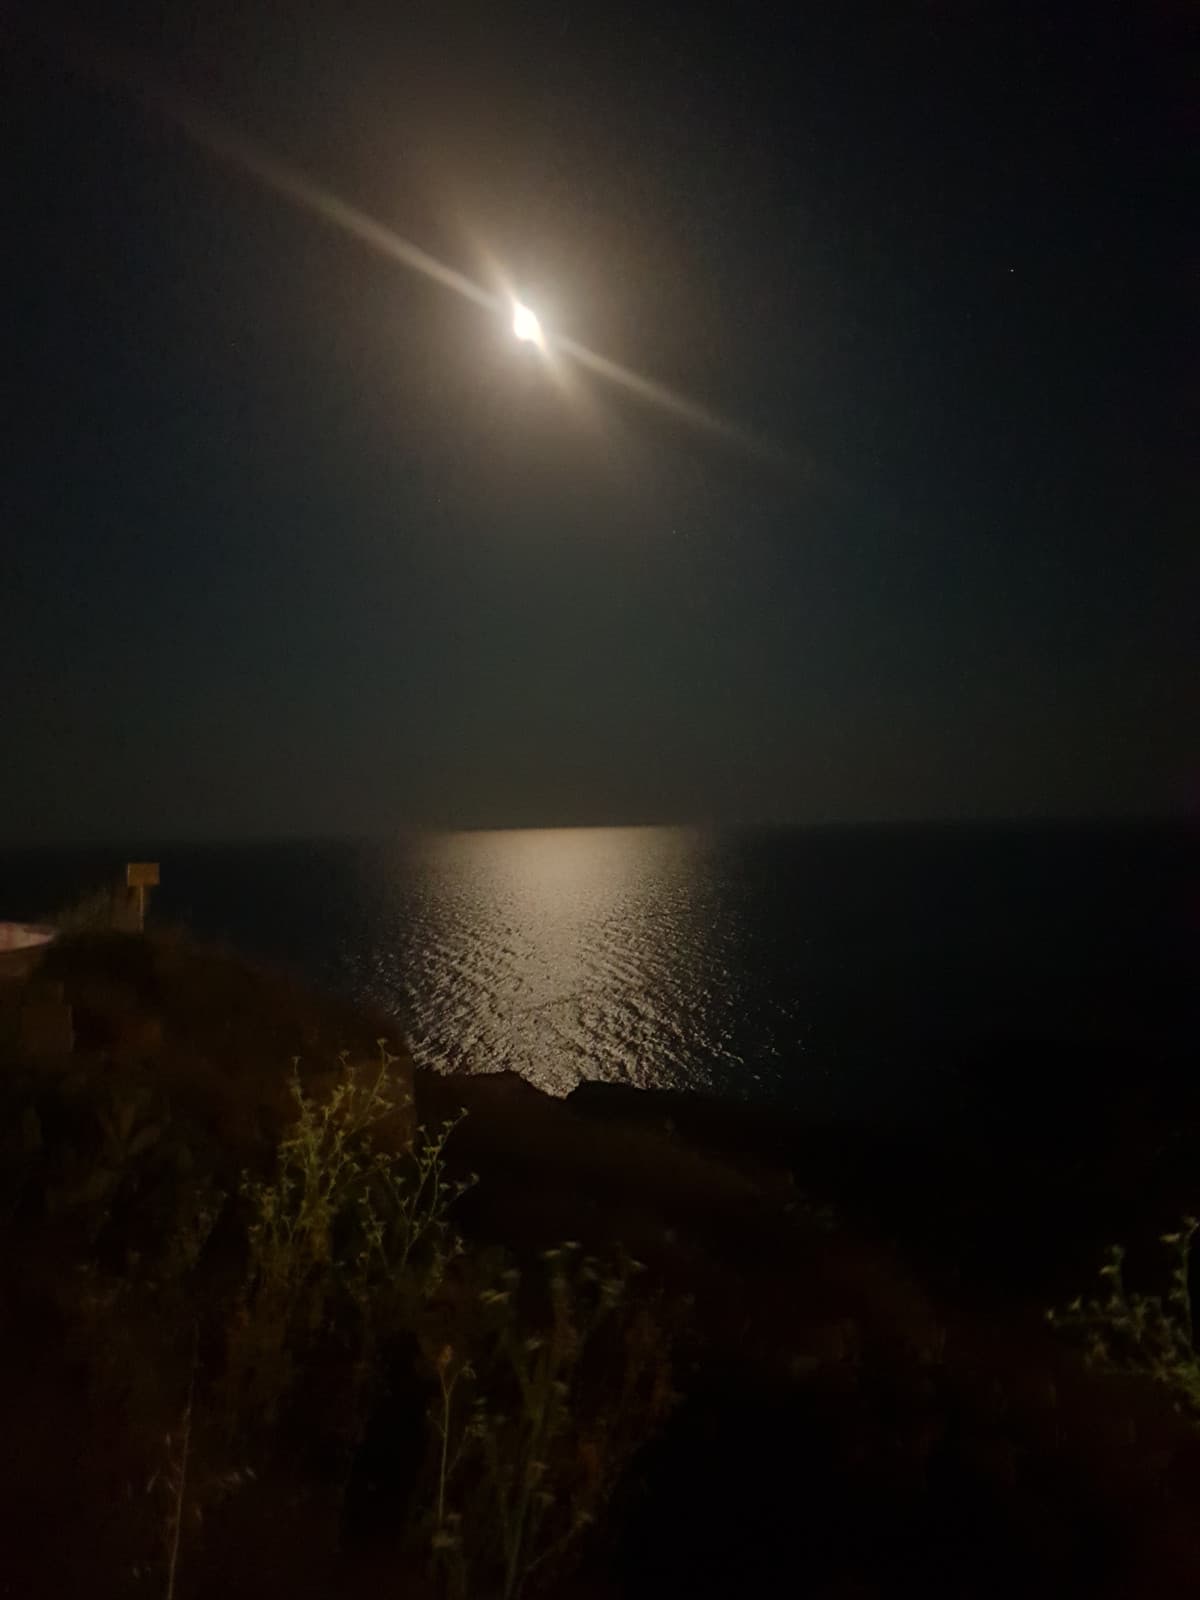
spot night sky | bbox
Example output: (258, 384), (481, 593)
(5, 2), (1194, 839)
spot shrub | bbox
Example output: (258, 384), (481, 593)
(231, 1043), (472, 1424)
(428, 1244), (675, 1599)
(1049, 1216), (1200, 1415)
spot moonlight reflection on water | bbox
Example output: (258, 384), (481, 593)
(356, 827), (760, 1095)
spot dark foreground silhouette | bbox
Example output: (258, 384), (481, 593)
(2, 931), (1199, 1597)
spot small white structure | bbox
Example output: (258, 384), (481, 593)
(0, 922), (56, 979)
(0, 922), (55, 953)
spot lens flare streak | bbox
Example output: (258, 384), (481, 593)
(85, 34), (776, 458)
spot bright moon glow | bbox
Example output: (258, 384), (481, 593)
(117, 56), (769, 456)
(513, 302), (543, 344)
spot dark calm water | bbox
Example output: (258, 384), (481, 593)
(2, 824), (1196, 1118)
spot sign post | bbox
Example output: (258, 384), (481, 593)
(125, 862), (160, 933)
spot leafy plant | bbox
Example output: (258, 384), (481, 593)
(232, 1044), (471, 1423)
(430, 1245), (675, 1599)
(46, 1084), (165, 1226)
(349, 1108), (475, 1322)
(164, 1330), (198, 1600)
(98, 1085), (165, 1167)
(162, 1182), (226, 1283)
(1049, 1216), (1200, 1414)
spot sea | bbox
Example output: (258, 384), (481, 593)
(3, 823), (1196, 1125)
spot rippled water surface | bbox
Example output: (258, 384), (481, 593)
(350, 828), (769, 1095)
(3, 824), (1195, 1110)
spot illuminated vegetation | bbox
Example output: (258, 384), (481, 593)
(1050, 1219), (1200, 1415)
(4, 930), (1200, 1595)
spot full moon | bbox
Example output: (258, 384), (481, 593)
(512, 302), (543, 345)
